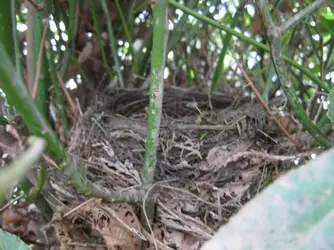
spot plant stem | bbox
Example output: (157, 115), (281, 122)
(279, 0), (327, 34)
(60, 0), (79, 78)
(143, 0), (169, 184)
(101, 0), (125, 88)
(168, 0), (330, 93)
(256, 0), (332, 149)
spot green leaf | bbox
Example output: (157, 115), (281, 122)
(327, 88), (334, 122)
(0, 229), (31, 250)
(310, 63), (321, 74)
(0, 138), (45, 200)
(318, 16), (334, 34)
(201, 147), (334, 250)
(322, 11), (334, 20)
(200, 132), (208, 140)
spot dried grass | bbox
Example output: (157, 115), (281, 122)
(52, 90), (317, 249)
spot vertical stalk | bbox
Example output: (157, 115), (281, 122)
(211, 7), (241, 92)
(88, 0), (111, 81)
(46, 30), (69, 135)
(11, 0), (22, 79)
(143, 0), (169, 185)
(138, 30), (153, 78)
(141, 0), (169, 233)
(0, 1), (14, 65)
(114, 0), (137, 72)
(101, 0), (125, 88)
(60, 0), (79, 78)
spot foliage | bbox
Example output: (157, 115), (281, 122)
(201, 147), (334, 250)
(327, 89), (334, 122)
(0, 229), (31, 250)
(0, 0), (333, 248)
(0, 138), (45, 200)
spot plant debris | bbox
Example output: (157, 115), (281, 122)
(41, 87), (319, 249)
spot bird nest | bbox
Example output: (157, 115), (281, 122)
(53, 88), (315, 249)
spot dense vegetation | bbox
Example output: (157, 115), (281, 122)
(0, 0), (334, 249)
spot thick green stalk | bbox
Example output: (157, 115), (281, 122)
(143, 0), (169, 184)
(168, 0), (330, 93)
(101, 0), (125, 88)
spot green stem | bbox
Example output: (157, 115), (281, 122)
(143, 0), (169, 184)
(168, 0), (330, 93)
(1, 0), (14, 62)
(256, 0), (332, 149)
(33, 163), (47, 197)
(114, 0), (136, 71)
(32, 3), (49, 116)
(88, 0), (111, 80)
(0, 31), (143, 203)
(101, 0), (125, 88)
(211, 8), (240, 92)
(46, 30), (69, 136)
(60, 0), (79, 78)
(11, 0), (22, 79)
(167, 0), (198, 52)
(138, 30), (153, 77)
(317, 114), (329, 129)
(279, 0), (327, 34)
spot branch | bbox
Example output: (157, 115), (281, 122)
(278, 0), (327, 34)
(255, 0), (332, 149)
(168, 0), (330, 93)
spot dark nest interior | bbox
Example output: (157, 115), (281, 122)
(43, 87), (318, 250)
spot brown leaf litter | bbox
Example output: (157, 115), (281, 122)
(37, 88), (323, 249)
(53, 199), (142, 250)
